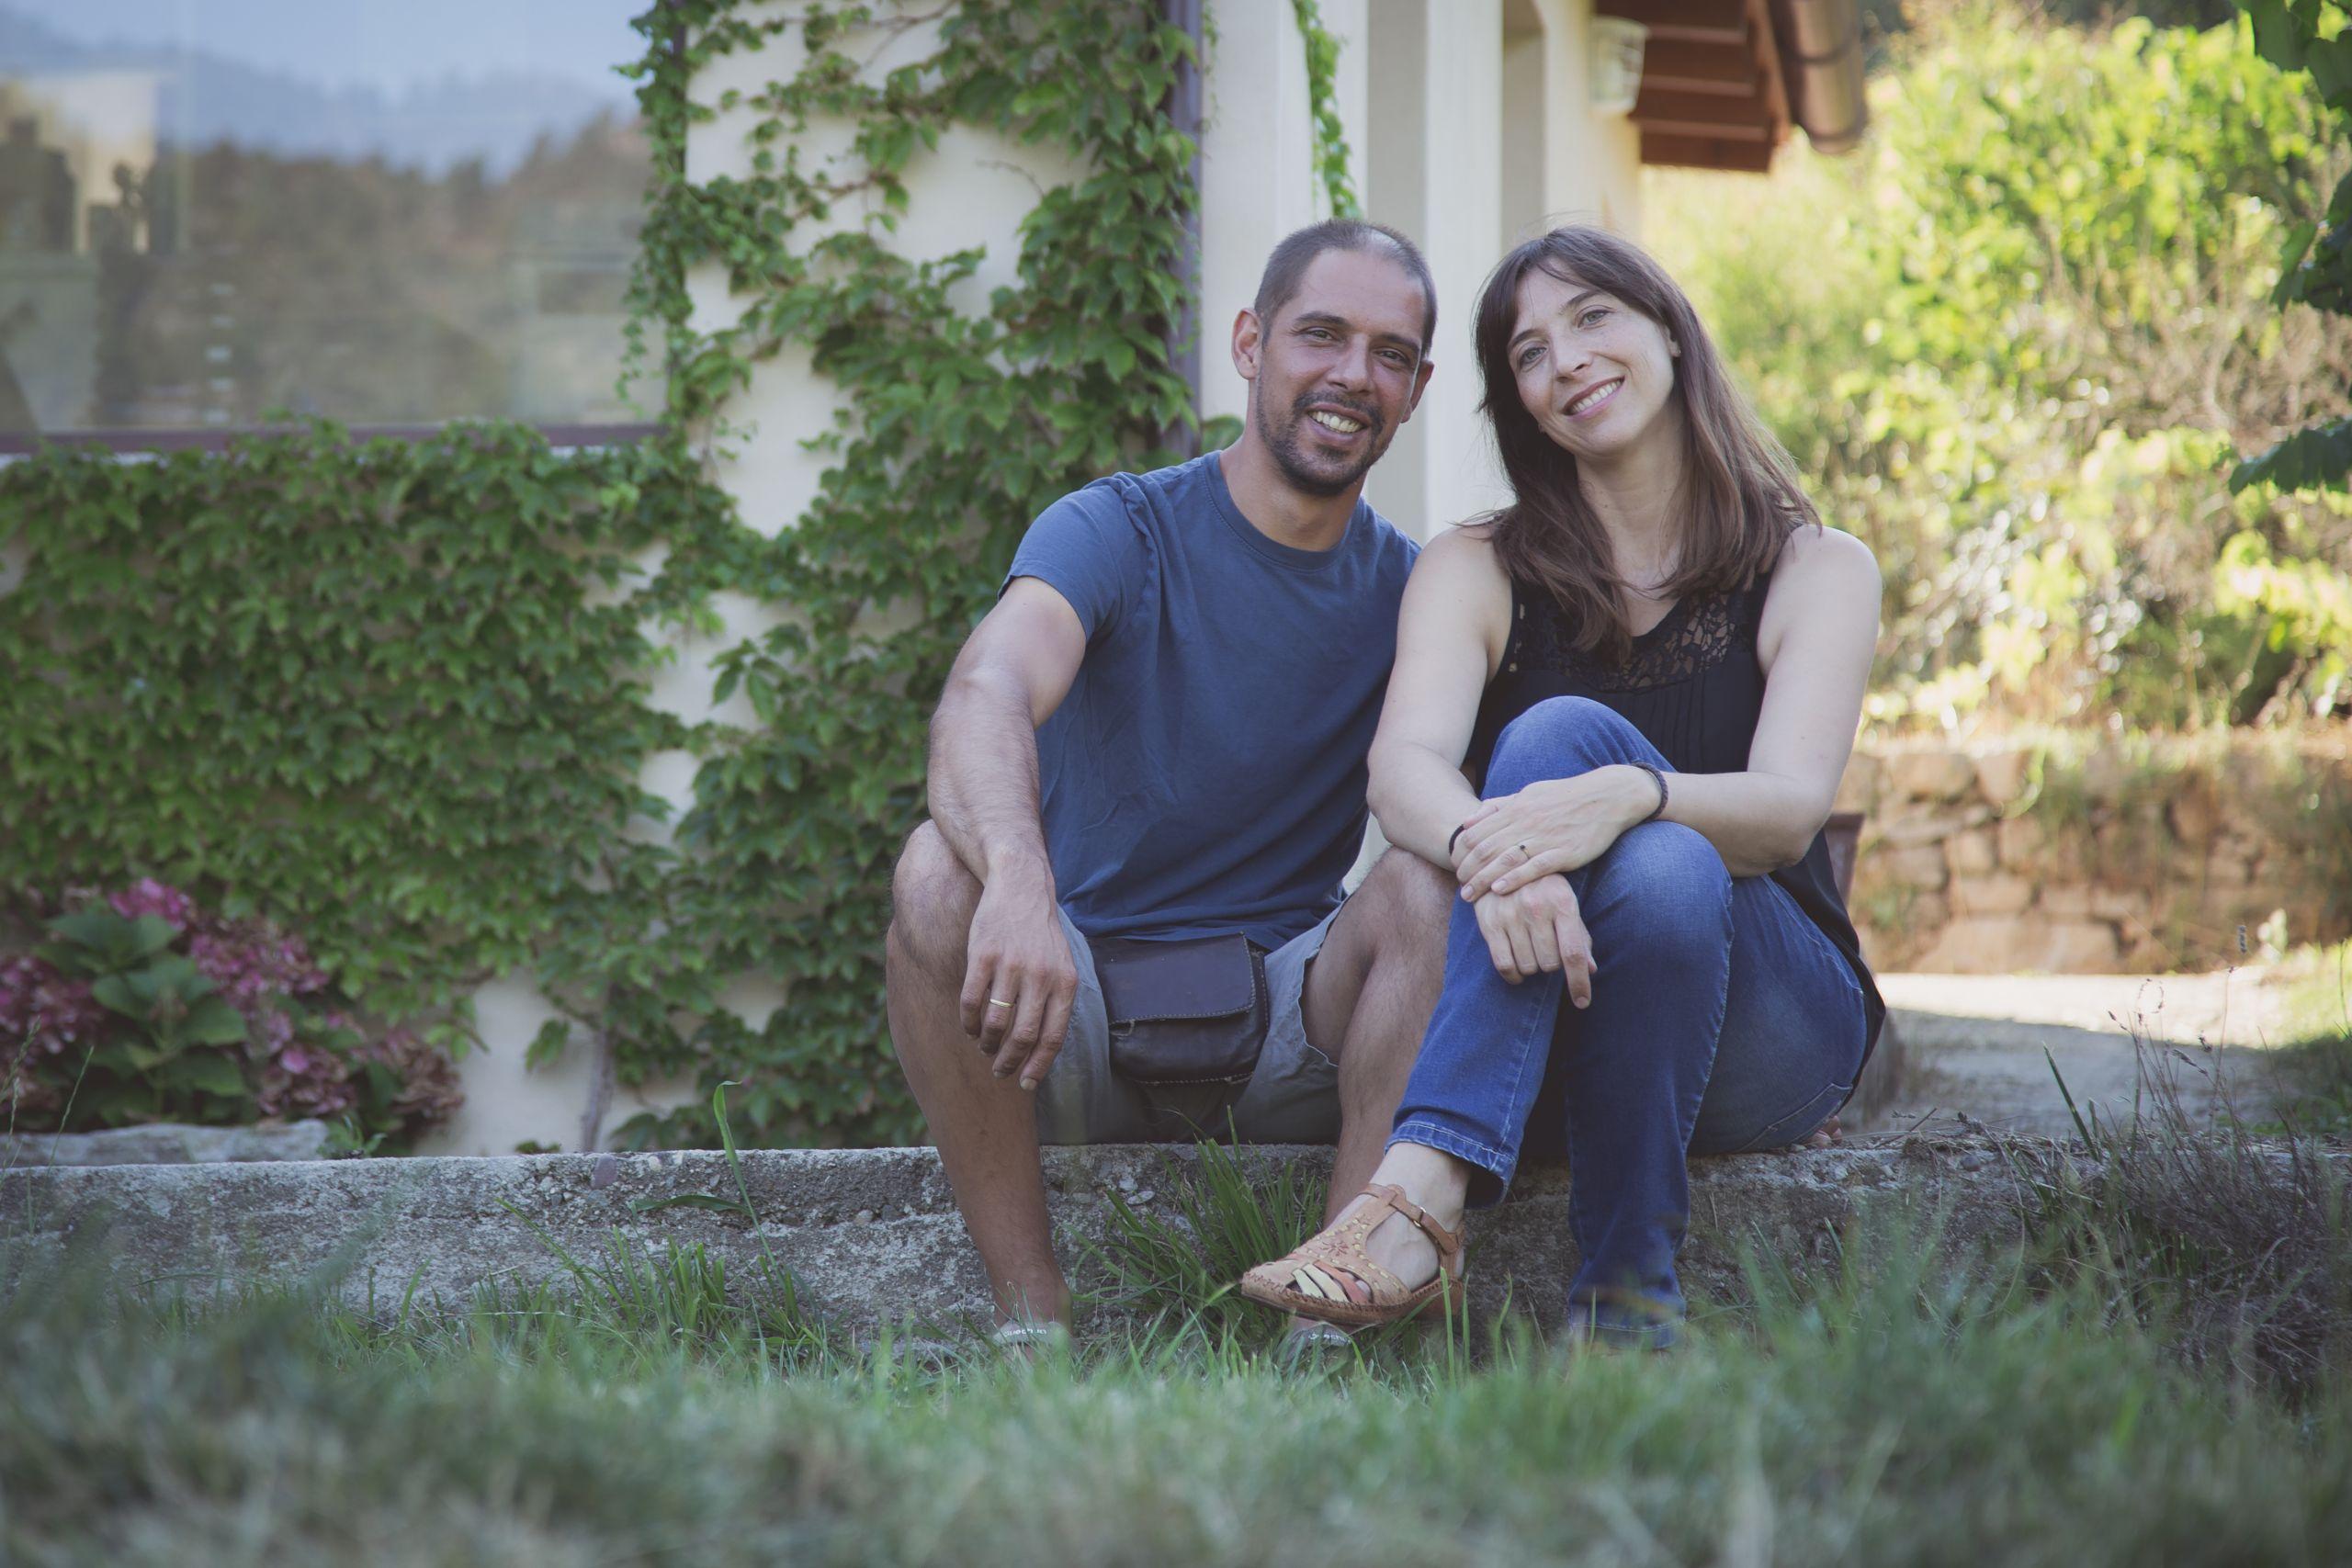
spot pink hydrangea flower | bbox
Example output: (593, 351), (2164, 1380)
(257, 1041), (355, 1120)
(108, 878), (197, 930)
(0, 954), (110, 1053)
(189, 927), (329, 1008)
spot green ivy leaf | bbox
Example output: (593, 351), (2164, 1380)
(183, 997), (250, 1047)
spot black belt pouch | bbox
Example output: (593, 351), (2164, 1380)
(1090, 932), (1270, 1087)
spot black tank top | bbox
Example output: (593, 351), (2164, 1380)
(1463, 571), (1887, 1055)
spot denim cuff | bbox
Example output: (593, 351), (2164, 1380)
(1387, 1118), (1518, 1209)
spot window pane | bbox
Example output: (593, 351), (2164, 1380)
(0, 0), (653, 435)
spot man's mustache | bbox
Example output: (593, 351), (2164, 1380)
(1290, 391), (1382, 436)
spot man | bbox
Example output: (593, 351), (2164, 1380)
(888, 220), (1457, 1334)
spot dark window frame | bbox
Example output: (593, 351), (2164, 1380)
(0, 422), (662, 457)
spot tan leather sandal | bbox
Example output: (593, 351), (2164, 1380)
(1236, 1182), (1464, 1328)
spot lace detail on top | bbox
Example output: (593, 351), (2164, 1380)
(1505, 585), (1747, 693)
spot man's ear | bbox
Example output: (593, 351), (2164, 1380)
(1231, 307), (1263, 382)
(1402, 355), (1435, 421)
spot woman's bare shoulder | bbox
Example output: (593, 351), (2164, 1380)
(1758, 524), (1882, 669)
(1771, 523), (1880, 587)
(1417, 519), (1510, 573)
(1401, 522), (1515, 668)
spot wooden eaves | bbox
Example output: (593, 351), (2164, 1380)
(1599, 0), (1868, 173)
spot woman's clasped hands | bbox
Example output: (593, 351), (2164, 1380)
(1447, 766), (1660, 1002)
(1453, 765), (1657, 902)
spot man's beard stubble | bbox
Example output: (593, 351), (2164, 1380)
(1257, 389), (1387, 499)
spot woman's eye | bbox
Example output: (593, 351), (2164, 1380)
(1577, 308), (1611, 328)
(1518, 344), (1543, 368)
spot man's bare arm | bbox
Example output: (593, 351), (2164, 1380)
(925, 577), (1089, 1087)
(928, 578), (1087, 883)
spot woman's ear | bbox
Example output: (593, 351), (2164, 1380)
(1668, 337), (1681, 358)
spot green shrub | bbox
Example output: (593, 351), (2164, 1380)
(1649, 3), (2352, 729)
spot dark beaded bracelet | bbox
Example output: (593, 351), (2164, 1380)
(1633, 762), (1669, 824)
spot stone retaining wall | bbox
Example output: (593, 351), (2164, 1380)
(1839, 731), (2351, 975)
(3, 1139), (2079, 1338)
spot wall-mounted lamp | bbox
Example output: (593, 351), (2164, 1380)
(1589, 16), (1648, 117)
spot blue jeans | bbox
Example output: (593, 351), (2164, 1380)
(1390, 696), (1867, 1318)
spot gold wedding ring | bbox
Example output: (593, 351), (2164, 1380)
(987, 998), (1012, 1009)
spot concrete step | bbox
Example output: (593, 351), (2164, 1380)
(5, 1137), (2095, 1338)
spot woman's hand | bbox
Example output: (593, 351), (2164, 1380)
(1472, 873), (1595, 1005)
(1453, 766), (1660, 902)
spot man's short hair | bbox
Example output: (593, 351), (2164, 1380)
(1252, 220), (1438, 355)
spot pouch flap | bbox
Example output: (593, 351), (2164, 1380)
(1093, 933), (1257, 1026)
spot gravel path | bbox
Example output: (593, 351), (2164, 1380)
(1865, 967), (2307, 1138)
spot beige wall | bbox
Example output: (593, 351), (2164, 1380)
(1360, 0), (1645, 541)
(424, 0), (1646, 1153)
(431, 5), (1093, 1155)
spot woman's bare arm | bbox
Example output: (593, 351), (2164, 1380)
(1365, 526), (1513, 863)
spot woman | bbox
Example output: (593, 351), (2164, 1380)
(1238, 225), (1886, 1347)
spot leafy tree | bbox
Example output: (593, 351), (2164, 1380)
(2233, 0), (2352, 492)
(1650, 3), (2352, 727)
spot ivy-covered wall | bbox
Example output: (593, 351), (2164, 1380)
(0, 423), (747, 1140)
(618, 1), (1210, 1147)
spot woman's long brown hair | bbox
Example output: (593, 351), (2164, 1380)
(1472, 225), (1819, 662)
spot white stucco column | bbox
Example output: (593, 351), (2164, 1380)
(1534, 0), (1645, 235)
(1193, 0), (1371, 437)
(1358, 0), (1511, 541)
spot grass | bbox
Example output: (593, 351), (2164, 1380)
(7, 1116), (2352, 1564)
(2265, 941), (2352, 1139)
(5, 1210), (2350, 1566)
(6, 1075), (2350, 1563)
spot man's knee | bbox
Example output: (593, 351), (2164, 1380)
(888, 821), (980, 981)
(1354, 851), (1458, 973)
(1357, 848), (1454, 955)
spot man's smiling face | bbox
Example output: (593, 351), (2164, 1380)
(1243, 245), (1433, 499)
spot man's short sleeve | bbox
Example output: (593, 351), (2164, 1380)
(1001, 481), (1148, 643)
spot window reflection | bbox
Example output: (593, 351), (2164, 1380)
(0, 1), (651, 437)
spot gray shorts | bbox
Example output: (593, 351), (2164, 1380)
(1031, 905), (1343, 1145)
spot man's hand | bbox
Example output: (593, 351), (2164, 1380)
(958, 857), (1080, 1090)
(1472, 872), (1595, 1007)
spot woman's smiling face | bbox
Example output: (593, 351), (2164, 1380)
(1506, 267), (1680, 464)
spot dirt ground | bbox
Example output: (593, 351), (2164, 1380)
(1862, 964), (2325, 1138)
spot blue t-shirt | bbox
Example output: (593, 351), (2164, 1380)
(1004, 451), (1419, 949)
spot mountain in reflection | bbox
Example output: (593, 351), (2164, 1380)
(0, 6), (631, 176)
